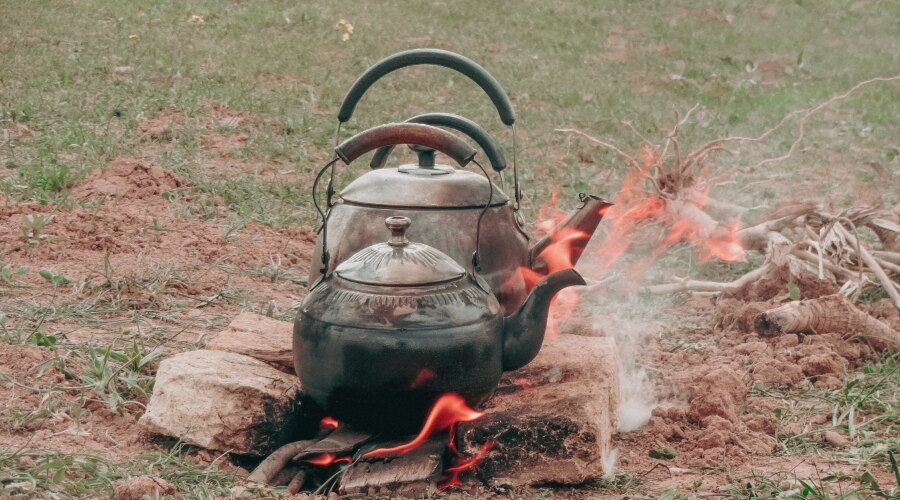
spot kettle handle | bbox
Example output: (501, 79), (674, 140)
(335, 123), (477, 166)
(369, 113), (507, 172)
(337, 48), (516, 126)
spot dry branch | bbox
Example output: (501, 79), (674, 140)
(643, 262), (777, 294)
(247, 439), (318, 486)
(873, 251), (900, 266)
(646, 233), (792, 294)
(739, 203), (817, 251)
(790, 248), (856, 281)
(834, 223), (900, 311)
(703, 198), (749, 220)
(754, 294), (899, 352)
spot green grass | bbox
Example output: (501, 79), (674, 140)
(2, 1), (900, 497)
(722, 461), (899, 499)
(2, 0), (899, 219)
(0, 443), (239, 499)
(751, 352), (900, 464)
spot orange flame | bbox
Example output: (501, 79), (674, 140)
(305, 453), (351, 466)
(517, 195), (594, 340)
(362, 393), (483, 459)
(438, 441), (494, 490)
(527, 163), (745, 334)
(319, 416), (340, 430)
(535, 187), (568, 235)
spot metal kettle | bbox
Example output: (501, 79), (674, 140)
(294, 216), (585, 431)
(309, 49), (612, 316)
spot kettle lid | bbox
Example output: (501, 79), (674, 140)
(335, 216), (466, 286)
(339, 168), (509, 209)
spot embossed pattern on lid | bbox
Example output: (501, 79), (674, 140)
(335, 216), (466, 286)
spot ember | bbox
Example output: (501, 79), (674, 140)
(319, 416), (340, 430)
(305, 453), (352, 467)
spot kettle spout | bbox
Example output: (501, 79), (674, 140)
(502, 268), (586, 371)
(530, 194), (613, 274)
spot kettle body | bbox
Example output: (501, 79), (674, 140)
(296, 216), (505, 431)
(295, 216), (585, 432)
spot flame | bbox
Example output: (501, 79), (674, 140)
(357, 393), (492, 488)
(362, 393), (483, 459)
(524, 161), (745, 336)
(585, 160), (745, 284)
(535, 187), (568, 235)
(305, 453), (351, 466)
(319, 416), (340, 430)
(438, 441), (494, 490)
(517, 196), (594, 340)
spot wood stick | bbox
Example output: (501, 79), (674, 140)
(287, 470), (308, 494)
(247, 439), (318, 485)
(703, 198), (749, 221)
(835, 224), (900, 311)
(873, 257), (900, 276)
(739, 204), (816, 251)
(872, 251), (900, 266)
(644, 262), (776, 294)
(754, 294), (899, 352)
(790, 248), (856, 281)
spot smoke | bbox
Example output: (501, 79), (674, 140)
(585, 300), (660, 432)
(601, 448), (619, 480)
(567, 221), (685, 472)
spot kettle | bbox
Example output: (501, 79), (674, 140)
(309, 48), (612, 315)
(294, 216), (585, 431)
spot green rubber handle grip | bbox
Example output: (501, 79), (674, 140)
(338, 48), (516, 126)
(334, 123), (477, 166)
(369, 113), (507, 172)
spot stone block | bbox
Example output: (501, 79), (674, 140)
(206, 312), (294, 374)
(457, 334), (620, 486)
(139, 350), (301, 455)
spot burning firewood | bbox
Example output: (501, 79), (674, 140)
(246, 438), (322, 486)
(556, 74), (900, 316)
(754, 294), (899, 352)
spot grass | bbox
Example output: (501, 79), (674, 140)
(2, 0), (899, 218)
(750, 352), (899, 470)
(722, 461), (899, 499)
(0, 443), (239, 499)
(1, 0), (899, 497)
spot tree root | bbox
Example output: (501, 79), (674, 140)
(754, 294), (899, 352)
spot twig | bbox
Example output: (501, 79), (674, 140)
(791, 247), (855, 281)
(643, 262), (776, 294)
(835, 223), (900, 311)
(874, 257), (900, 276)
(555, 128), (640, 169)
(691, 74), (900, 171)
(873, 251), (900, 266)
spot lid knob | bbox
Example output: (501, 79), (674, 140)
(385, 216), (411, 247)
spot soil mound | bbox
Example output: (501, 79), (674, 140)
(72, 157), (183, 200)
(137, 109), (185, 141)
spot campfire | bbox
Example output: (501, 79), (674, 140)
(243, 394), (491, 495)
